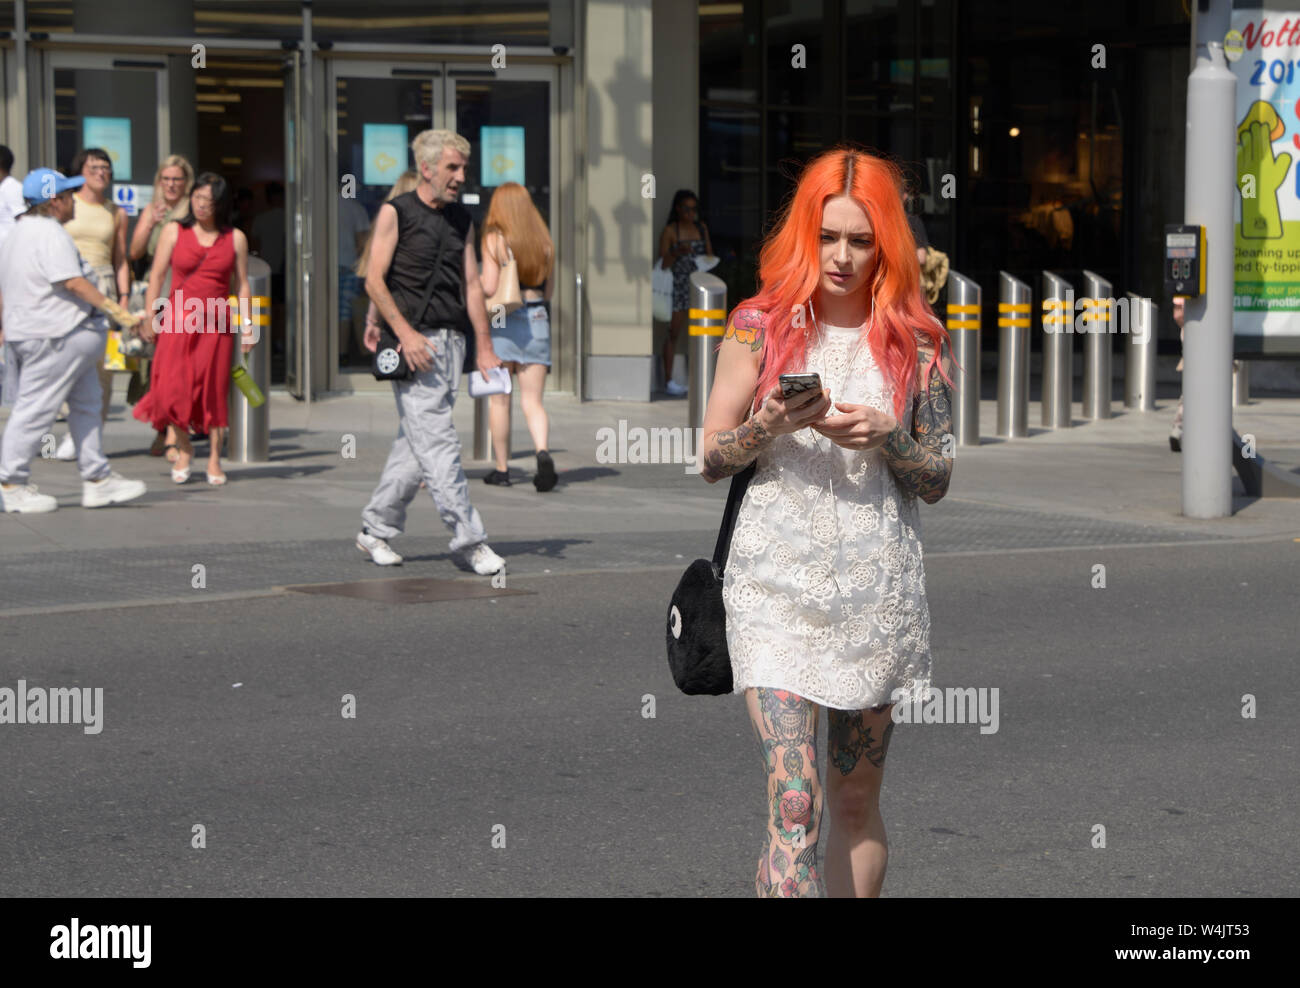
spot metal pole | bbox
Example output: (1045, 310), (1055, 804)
(229, 257), (272, 463)
(1080, 270), (1113, 420)
(996, 271), (1031, 438)
(14, 0), (28, 173)
(946, 270), (981, 446)
(300, 2), (314, 404)
(575, 272), (584, 401)
(1124, 292), (1157, 410)
(1183, 35), (1235, 518)
(1041, 270), (1073, 429)
(1233, 360), (1249, 406)
(687, 272), (726, 429)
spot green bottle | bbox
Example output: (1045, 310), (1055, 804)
(231, 364), (265, 408)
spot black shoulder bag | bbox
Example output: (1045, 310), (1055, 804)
(372, 209), (448, 382)
(665, 460), (757, 695)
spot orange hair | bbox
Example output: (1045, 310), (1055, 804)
(482, 181), (553, 288)
(733, 147), (953, 422)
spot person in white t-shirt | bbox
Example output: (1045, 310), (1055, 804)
(0, 168), (149, 513)
(0, 144), (26, 248)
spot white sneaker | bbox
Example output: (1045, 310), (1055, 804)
(1, 483), (59, 513)
(55, 433), (77, 461)
(356, 531), (403, 566)
(82, 471), (147, 508)
(665, 379), (688, 396)
(453, 542), (505, 576)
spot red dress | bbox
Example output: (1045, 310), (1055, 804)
(134, 225), (237, 433)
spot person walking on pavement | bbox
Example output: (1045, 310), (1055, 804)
(698, 148), (954, 897)
(133, 172), (254, 486)
(0, 144), (27, 247)
(477, 181), (557, 491)
(57, 148), (132, 452)
(129, 154), (195, 459)
(658, 190), (712, 395)
(356, 129), (506, 574)
(0, 168), (148, 513)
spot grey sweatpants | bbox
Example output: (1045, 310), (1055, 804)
(0, 322), (111, 485)
(361, 328), (487, 552)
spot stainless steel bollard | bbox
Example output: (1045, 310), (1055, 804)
(1233, 360), (1250, 406)
(228, 256), (271, 463)
(1124, 292), (1157, 411)
(687, 272), (727, 430)
(946, 271), (981, 446)
(996, 271), (1032, 438)
(1041, 270), (1073, 429)
(1080, 270), (1113, 420)
(473, 394), (499, 461)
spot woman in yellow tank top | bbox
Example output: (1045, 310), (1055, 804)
(61, 148), (130, 431)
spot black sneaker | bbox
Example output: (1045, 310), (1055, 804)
(484, 469), (512, 486)
(534, 451), (557, 492)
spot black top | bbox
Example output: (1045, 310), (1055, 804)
(383, 191), (472, 334)
(907, 214), (929, 250)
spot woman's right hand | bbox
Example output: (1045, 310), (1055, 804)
(754, 385), (832, 437)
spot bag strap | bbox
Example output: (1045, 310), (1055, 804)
(711, 326), (766, 570)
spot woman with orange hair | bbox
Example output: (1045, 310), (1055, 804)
(698, 147), (956, 898)
(478, 181), (556, 491)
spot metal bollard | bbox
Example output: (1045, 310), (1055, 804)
(996, 272), (1031, 438)
(1041, 270), (1073, 429)
(472, 393), (502, 462)
(1080, 270), (1113, 420)
(228, 256), (271, 462)
(1233, 360), (1250, 406)
(946, 270), (981, 446)
(1124, 292), (1157, 410)
(687, 272), (726, 430)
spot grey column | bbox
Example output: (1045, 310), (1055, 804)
(946, 270), (981, 446)
(1080, 270), (1113, 420)
(1041, 270), (1073, 429)
(687, 271), (725, 430)
(996, 271), (1031, 438)
(1124, 292), (1158, 411)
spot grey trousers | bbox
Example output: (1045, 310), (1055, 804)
(361, 328), (487, 552)
(0, 323), (111, 485)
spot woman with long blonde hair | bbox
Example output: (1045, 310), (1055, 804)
(478, 181), (556, 492)
(697, 147), (956, 897)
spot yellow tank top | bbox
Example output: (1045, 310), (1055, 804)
(65, 196), (117, 267)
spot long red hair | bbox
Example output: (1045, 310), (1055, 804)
(735, 148), (952, 421)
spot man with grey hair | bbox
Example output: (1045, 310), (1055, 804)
(355, 129), (505, 574)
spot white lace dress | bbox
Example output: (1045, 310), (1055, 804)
(722, 321), (932, 710)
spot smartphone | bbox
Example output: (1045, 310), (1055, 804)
(779, 372), (823, 400)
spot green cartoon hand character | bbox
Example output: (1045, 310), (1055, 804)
(1237, 101), (1291, 240)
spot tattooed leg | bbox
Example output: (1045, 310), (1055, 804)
(823, 704), (895, 898)
(880, 347), (955, 504)
(745, 688), (826, 898)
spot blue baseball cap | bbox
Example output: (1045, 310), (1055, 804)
(22, 168), (85, 204)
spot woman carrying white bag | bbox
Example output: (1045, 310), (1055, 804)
(478, 181), (557, 491)
(657, 190), (713, 395)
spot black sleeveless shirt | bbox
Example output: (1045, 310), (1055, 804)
(383, 191), (473, 336)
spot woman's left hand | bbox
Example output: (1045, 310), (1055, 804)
(240, 332), (256, 355)
(810, 401), (898, 451)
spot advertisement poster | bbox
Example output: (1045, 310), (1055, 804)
(362, 124), (408, 187)
(1229, 10), (1300, 337)
(480, 126), (525, 187)
(82, 117), (132, 182)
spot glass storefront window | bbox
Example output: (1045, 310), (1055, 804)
(764, 0), (839, 109)
(313, 0), (548, 47)
(699, 0), (760, 103)
(765, 109), (840, 219)
(700, 105), (760, 302)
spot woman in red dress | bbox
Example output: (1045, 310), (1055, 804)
(135, 172), (254, 485)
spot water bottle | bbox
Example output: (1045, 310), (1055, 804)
(231, 363), (264, 408)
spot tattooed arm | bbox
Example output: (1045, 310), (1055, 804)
(879, 340), (955, 505)
(698, 307), (775, 483)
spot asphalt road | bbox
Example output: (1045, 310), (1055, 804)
(2, 537), (1295, 897)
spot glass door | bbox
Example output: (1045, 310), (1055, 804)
(43, 50), (169, 203)
(326, 60), (557, 391)
(283, 50), (304, 398)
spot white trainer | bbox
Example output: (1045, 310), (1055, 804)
(82, 471), (147, 508)
(55, 433), (77, 461)
(664, 379), (688, 396)
(454, 542), (505, 576)
(1, 483), (59, 513)
(356, 531), (403, 566)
